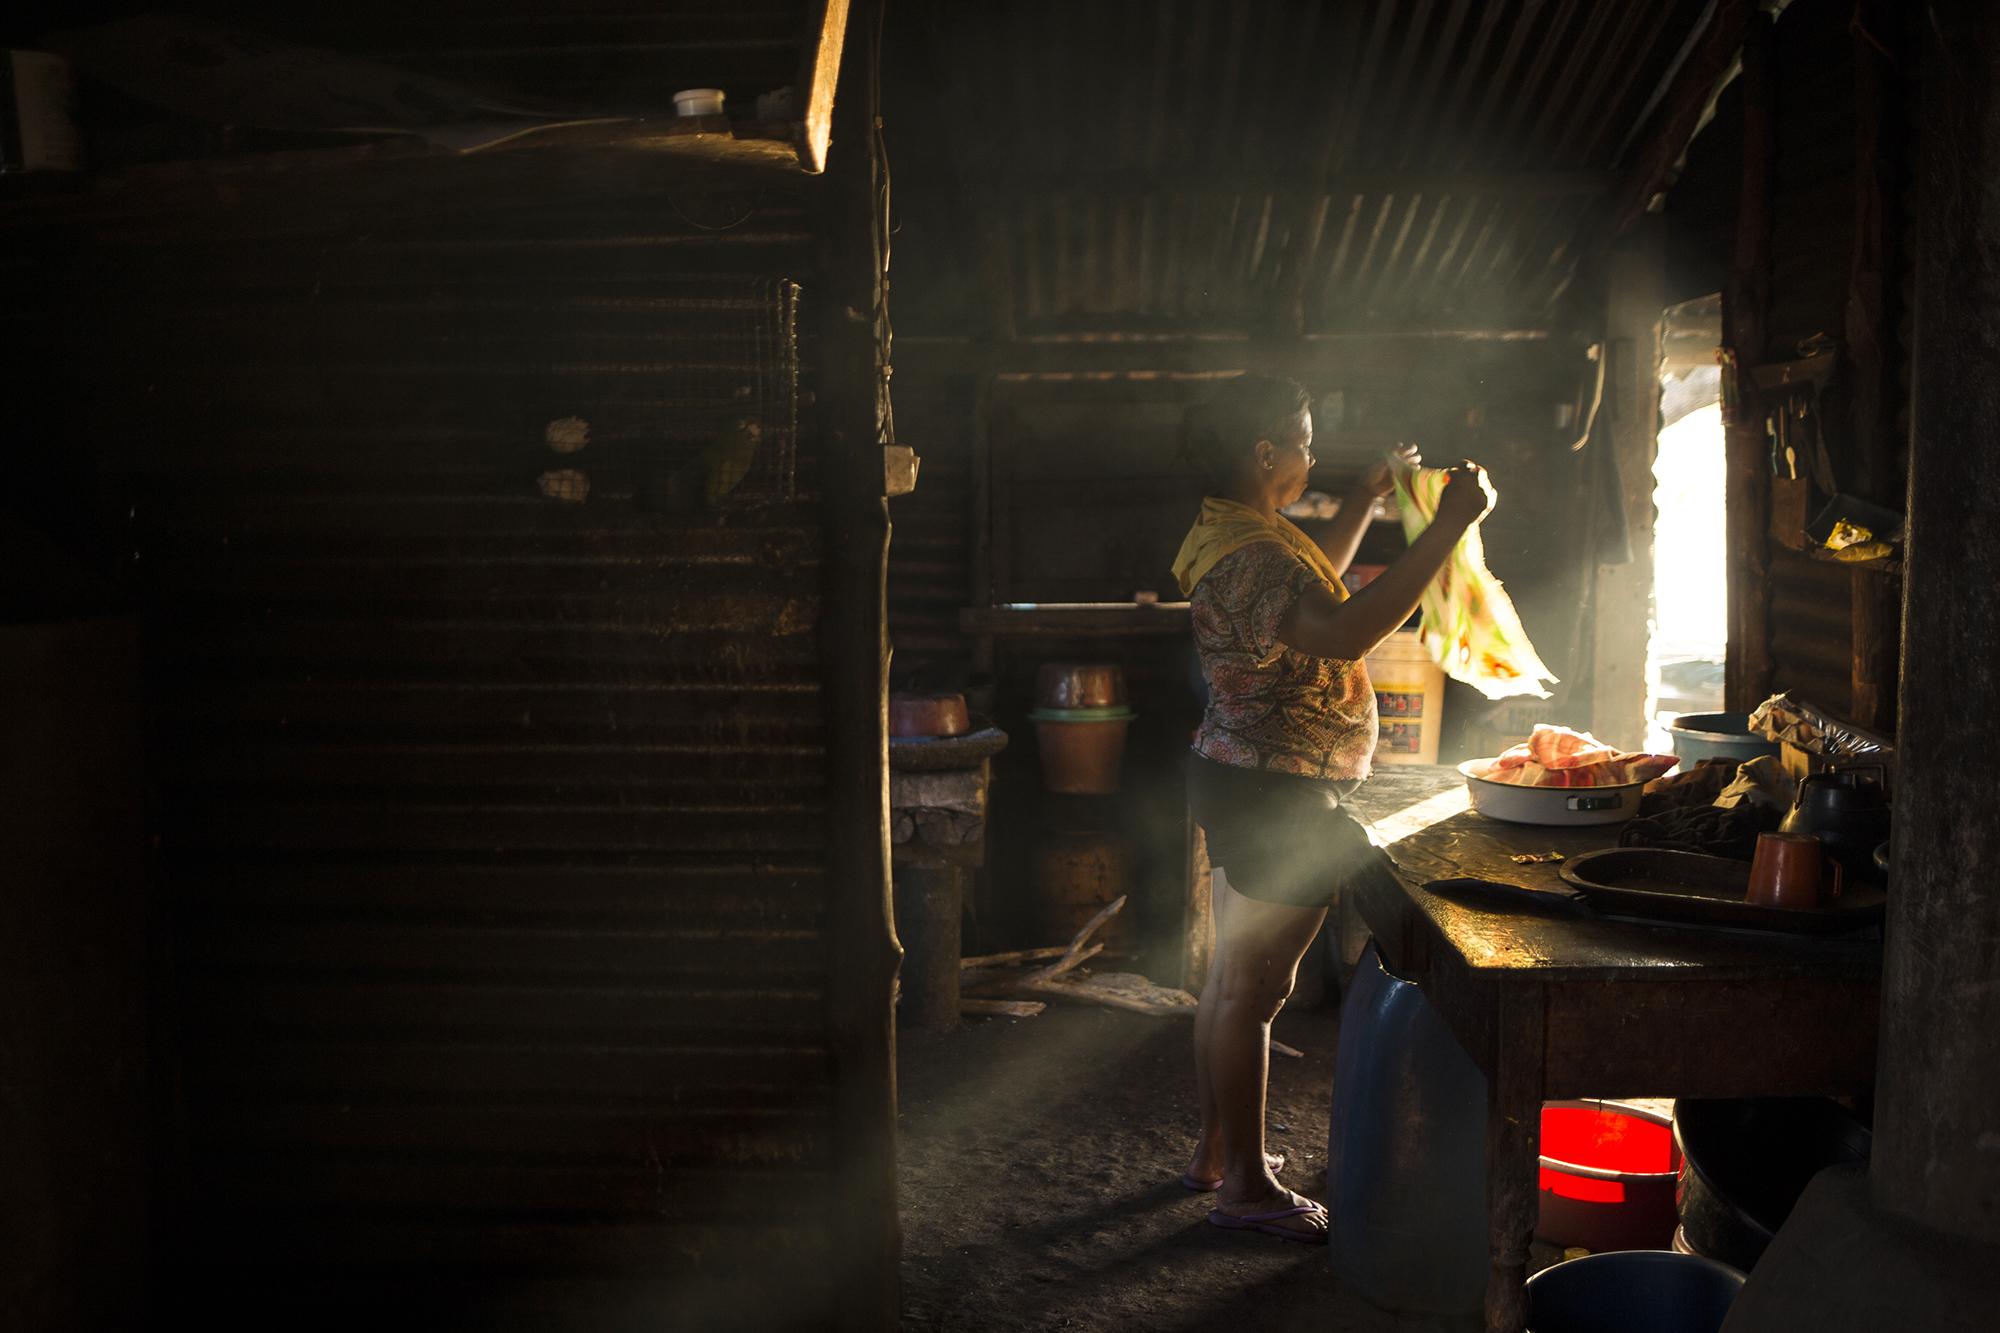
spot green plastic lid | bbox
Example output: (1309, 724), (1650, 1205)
(1027, 706), (1136, 723)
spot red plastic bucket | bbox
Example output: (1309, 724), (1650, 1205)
(1536, 1100), (1682, 1251)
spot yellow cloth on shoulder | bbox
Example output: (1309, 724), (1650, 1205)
(1171, 497), (1349, 600)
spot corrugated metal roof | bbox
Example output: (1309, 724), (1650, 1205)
(892, 0), (1716, 332)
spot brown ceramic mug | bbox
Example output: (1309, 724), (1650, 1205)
(1746, 831), (1845, 909)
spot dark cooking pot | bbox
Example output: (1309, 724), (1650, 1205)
(1779, 766), (1891, 879)
(1672, 1097), (1872, 1272)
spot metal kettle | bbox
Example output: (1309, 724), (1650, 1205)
(1780, 765), (1892, 878)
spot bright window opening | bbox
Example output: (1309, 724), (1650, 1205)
(1645, 344), (1728, 752)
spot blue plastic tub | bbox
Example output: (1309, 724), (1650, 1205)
(1665, 713), (1782, 768)
(1524, 1250), (1745, 1333)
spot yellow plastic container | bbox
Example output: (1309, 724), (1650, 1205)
(1366, 629), (1446, 766)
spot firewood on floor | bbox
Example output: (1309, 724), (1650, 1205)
(960, 998), (1046, 1019)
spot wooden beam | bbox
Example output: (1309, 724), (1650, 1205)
(1610, 0), (1756, 235)
(817, 0), (898, 1326)
(959, 603), (1193, 638)
(1844, 0), (1904, 734)
(938, 170), (1615, 199)
(1723, 11), (1776, 713)
(1874, 0), (2000, 1245)
(795, 0), (853, 174)
(894, 329), (1551, 381)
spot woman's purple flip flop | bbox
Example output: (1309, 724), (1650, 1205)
(1206, 1203), (1328, 1244)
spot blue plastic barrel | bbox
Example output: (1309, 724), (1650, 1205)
(1325, 942), (1488, 1314)
(1524, 1250), (1745, 1333)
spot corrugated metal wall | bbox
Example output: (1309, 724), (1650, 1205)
(883, 373), (974, 688)
(12, 149), (857, 1323)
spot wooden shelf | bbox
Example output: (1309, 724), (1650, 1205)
(4, 2), (853, 222)
(960, 603), (1193, 637)
(0, 122), (836, 237)
(1807, 548), (1903, 577)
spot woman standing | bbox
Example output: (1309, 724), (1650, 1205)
(1171, 374), (1491, 1243)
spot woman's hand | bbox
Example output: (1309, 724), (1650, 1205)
(1353, 442), (1421, 500)
(1436, 461), (1494, 530)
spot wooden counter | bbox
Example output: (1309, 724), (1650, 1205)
(1341, 766), (1881, 1333)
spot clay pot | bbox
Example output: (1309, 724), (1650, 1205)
(1029, 706), (1134, 794)
(889, 692), (970, 739)
(1035, 662), (1127, 710)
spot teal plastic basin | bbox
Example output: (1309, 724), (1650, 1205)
(1665, 713), (1781, 768)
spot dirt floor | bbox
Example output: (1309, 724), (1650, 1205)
(896, 1001), (1485, 1333)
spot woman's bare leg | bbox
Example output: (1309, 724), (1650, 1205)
(1186, 874), (1283, 1183)
(1188, 940), (1225, 1177)
(1201, 874), (1327, 1235)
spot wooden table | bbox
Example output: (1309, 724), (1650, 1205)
(1342, 767), (1882, 1333)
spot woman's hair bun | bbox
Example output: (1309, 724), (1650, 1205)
(1181, 374), (1312, 489)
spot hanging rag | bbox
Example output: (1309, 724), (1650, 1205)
(1171, 497), (1349, 600)
(1388, 464), (1559, 700)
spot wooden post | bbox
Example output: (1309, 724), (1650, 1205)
(892, 866), (962, 1031)
(1181, 824), (1215, 994)
(1872, 0), (2000, 1246)
(1844, 0), (1904, 734)
(967, 371), (996, 686)
(818, 0), (901, 1326)
(968, 202), (1016, 669)
(1589, 223), (1666, 751)
(795, 0), (854, 174)
(1723, 11), (1776, 713)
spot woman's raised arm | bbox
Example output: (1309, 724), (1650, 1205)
(1278, 464), (1491, 661)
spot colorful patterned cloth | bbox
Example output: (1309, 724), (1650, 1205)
(1188, 542), (1378, 780)
(1389, 466), (1559, 700)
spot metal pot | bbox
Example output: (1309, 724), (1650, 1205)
(1672, 1097), (1872, 1272)
(888, 692), (970, 739)
(1458, 760), (1645, 827)
(1034, 661), (1127, 709)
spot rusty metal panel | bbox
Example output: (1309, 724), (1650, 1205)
(1767, 550), (1856, 710)
(20, 165), (842, 1296)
